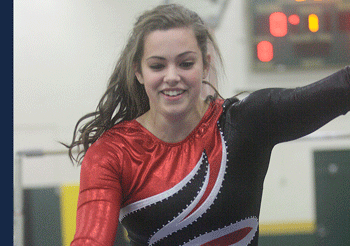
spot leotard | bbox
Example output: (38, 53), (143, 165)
(71, 67), (350, 246)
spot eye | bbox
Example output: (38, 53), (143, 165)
(180, 61), (194, 69)
(149, 64), (165, 70)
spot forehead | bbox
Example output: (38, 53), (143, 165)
(142, 27), (201, 59)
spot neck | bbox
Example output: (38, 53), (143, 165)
(137, 102), (209, 143)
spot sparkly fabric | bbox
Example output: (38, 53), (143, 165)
(71, 67), (350, 246)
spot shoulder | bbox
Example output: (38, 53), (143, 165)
(98, 120), (146, 146)
(84, 120), (151, 164)
(219, 91), (277, 134)
(82, 121), (140, 168)
(79, 126), (131, 191)
(221, 91), (269, 117)
(222, 88), (293, 118)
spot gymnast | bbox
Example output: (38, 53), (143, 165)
(64, 4), (350, 246)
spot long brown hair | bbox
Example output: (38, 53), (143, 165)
(64, 4), (224, 165)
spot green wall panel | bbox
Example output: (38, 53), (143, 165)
(24, 187), (62, 246)
(259, 234), (316, 246)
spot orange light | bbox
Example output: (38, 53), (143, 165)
(288, 14), (300, 25)
(308, 14), (319, 32)
(270, 12), (288, 37)
(257, 41), (273, 62)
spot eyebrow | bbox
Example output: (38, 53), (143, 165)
(145, 51), (197, 61)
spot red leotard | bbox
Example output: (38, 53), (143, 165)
(71, 67), (350, 246)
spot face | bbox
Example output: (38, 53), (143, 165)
(135, 27), (210, 120)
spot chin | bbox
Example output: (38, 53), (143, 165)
(163, 104), (197, 120)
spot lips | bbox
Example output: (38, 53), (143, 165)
(161, 90), (186, 97)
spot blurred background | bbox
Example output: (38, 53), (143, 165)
(14, 0), (350, 245)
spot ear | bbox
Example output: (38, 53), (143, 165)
(133, 63), (144, 84)
(203, 54), (211, 79)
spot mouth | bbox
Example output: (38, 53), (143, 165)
(161, 90), (186, 97)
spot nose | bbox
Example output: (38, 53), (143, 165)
(164, 65), (180, 86)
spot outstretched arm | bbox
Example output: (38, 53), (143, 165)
(226, 66), (350, 146)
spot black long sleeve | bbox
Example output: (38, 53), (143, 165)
(218, 67), (350, 245)
(224, 66), (350, 147)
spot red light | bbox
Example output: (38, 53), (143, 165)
(270, 12), (288, 37)
(339, 12), (350, 32)
(288, 14), (300, 25)
(257, 41), (274, 62)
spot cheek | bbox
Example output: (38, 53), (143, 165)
(186, 68), (204, 86)
(144, 75), (162, 91)
(141, 72), (162, 98)
(141, 67), (161, 87)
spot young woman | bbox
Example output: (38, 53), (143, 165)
(66, 4), (350, 246)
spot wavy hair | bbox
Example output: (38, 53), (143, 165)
(64, 4), (224, 165)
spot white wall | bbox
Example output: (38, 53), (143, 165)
(14, 0), (162, 149)
(14, 0), (350, 224)
(14, 0), (163, 187)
